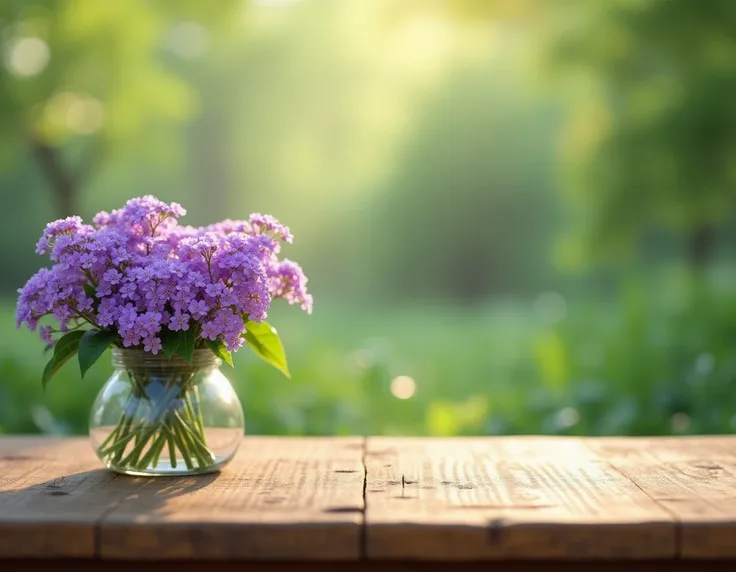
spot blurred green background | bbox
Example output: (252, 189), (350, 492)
(2, 0), (736, 437)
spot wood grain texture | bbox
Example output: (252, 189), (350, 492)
(0, 436), (149, 558)
(4, 435), (736, 563)
(589, 436), (736, 559)
(4, 559), (736, 572)
(99, 436), (364, 560)
(364, 437), (676, 560)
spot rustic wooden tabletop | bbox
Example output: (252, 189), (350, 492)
(1, 435), (735, 571)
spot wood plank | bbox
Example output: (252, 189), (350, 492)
(364, 437), (676, 560)
(99, 436), (364, 560)
(4, 559), (736, 572)
(0, 436), (148, 558)
(589, 436), (736, 559)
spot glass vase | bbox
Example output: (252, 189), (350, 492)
(89, 348), (244, 476)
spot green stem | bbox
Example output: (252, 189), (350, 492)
(98, 429), (138, 458)
(183, 392), (206, 445)
(193, 385), (206, 435)
(97, 423), (121, 453)
(99, 367), (217, 473)
(166, 430), (177, 468)
(173, 410), (213, 462)
(117, 388), (176, 468)
(183, 392), (197, 430)
(137, 431), (167, 470)
(151, 432), (168, 468)
(168, 425), (194, 470)
(111, 383), (144, 464)
(175, 416), (210, 469)
(97, 391), (135, 453)
(119, 430), (153, 467)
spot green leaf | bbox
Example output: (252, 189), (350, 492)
(83, 284), (101, 312)
(78, 329), (118, 379)
(244, 321), (290, 378)
(204, 338), (234, 367)
(42, 330), (86, 389)
(176, 328), (197, 363)
(160, 328), (180, 358)
(83, 283), (97, 299)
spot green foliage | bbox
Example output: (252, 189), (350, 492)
(204, 338), (233, 368)
(544, 0), (736, 268)
(160, 328), (180, 358)
(0, 274), (736, 435)
(82, 284), (96, 299)
(2, 272), (734, 437)
(77, 329), (117, 379)
(159, 328), (196, 362)
(244, 321), (290, 379)
(0, 0), (240, 146)
(176, 328), (197, 363)
(0, 0), (242, 224)
(530, 272), (736, 436)
(42, 330), (85, 389)
(3, 0), (736, 441)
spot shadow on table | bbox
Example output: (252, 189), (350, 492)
(0, 467), (221, 519)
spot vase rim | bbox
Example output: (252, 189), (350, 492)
(111, 347), (222, 369)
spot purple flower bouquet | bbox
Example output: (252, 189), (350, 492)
(16, 196), (312, 475)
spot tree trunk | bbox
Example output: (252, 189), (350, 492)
(687, 223), (716, 269)
(30, 139), (78, 218)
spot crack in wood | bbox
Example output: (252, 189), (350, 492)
(360, 435), (368, 560)
(92, 473), (125, 558)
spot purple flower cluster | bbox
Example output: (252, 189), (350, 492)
(16, 196), (312, 354)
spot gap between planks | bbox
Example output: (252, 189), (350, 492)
(586, 436), (736, 559)
(578, 439), (684, 559)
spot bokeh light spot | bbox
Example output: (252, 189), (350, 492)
(554, 406), (579, 429)
(5, 36), (49, 77)
(353, 349), (374, 369)
(671, 412), (691, 433)
(47, 92), (104, 134)
(390, 375), (416, 400)
(532, 291), (568, 325)
(694, 352), (714, 376)
(67, 95), (104, 134)
(166, 22), (208, 60)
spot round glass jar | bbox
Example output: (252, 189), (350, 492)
(89, 348), (244, 476)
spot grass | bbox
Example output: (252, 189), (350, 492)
(1, 271), (735, 437)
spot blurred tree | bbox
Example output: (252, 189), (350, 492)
(543, 0), (736, 270)
(0, 0), (238, 217)
(370, 64), (562, 301)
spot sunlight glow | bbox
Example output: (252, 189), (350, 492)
(250, 0), (301, 7)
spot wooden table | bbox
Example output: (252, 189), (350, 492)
(1, 436), (736, 571)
